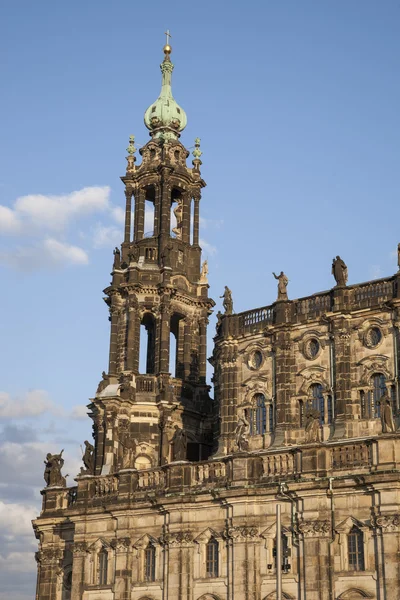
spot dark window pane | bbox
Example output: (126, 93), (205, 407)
(206, 538), (219, 577)
(145, 544), (156, 582)
(98, 548), (108, 585)
(348, 527), (364, 571)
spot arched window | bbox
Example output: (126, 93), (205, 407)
(250, 394), (267, 435)
(348, 526), (364, 571)
(144, 543), (156, 582)
(98, 547), (108, 585)
(268, 403), (274, 432)
(139, 313), (156, 374)
(327, 395), (333, 424)
(369, 373), (386, 418)
(206, 538), (219, 578)
(310, 383), (324, 424)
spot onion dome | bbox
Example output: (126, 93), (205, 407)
(144, 40), (187, 140)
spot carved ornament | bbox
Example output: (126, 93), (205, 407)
(72, 542), (88, 556)
(374, 513), (400, 530)
(298, 520), (330, 537)
(225, 526), (258, 540)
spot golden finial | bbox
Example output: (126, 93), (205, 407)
(163, 29), (172, 55)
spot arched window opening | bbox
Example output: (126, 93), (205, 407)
(310, 383), (324, 425)
(144, 543), (156, 582)
(348, 527), (365, 571)
(139, 313), (156, 375)
(206, 538), (219, 578)
(369, 373), (386, 419)
(250, 394), (267, 435)
(171, 189), (183, 239)
(144, 186), (155, 237)
(98, 547), (108, 585)
(169, 314), (184, 379)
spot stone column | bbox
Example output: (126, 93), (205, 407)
(183, 319), (192, 380)
(126, 301), (140, 373)
(376, 515), (400, 597)
(331, 317), (353, 438)
(160, 168), (172, 256)
(133, 188), (145, 241)
(111, 537), (132, 600)
(93, 414), (105, 475)
(230, 528), (259, 600)
(71, 542), (87, 600)
(198, 318), (208, 383)
(35, 547), (63, 600)
(124, 188), (133, 244)
(108, 303), (120, 375)
(182, 193), (191, 244)
(193, 197), (200, 246)
(153, 184), (161, 237)
(298, 520), (331, 600)
(274, 331), (296, 440)
(159, 304), (171, 374)
(166, 534), (194, 600)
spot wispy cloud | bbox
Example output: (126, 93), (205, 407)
(0, 238), (89, 270)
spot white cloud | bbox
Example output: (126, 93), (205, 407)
(11, 186), (110, 232)
(70, 405), (88, 420)
(0, 390), (57, 419)
(370, 264), (383, 279)
(0, 238), (89, 270)
(0, 502), (37, 538)
(199, 238), (217, 256)
(0, 205), (21, 234)
(111, 205), (125, 224)
(92, 223), (122, 249)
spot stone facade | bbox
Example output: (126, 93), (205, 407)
(33, 45), (400, 600)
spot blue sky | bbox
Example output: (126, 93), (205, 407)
(0, 2), (399, 598)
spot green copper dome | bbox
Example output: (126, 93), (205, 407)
(144, 45), (187, 140)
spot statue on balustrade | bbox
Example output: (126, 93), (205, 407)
(113, 247), (121, 269)
(128, 246), (140, 264)
(235, 411), (250, 452)
(120, 430), (137, 470)
(44, 450), (67, 487)
(273, 271), (289, 301)
(398, 243), (400, 271)
(171, 425), (188, 461)
(381, 394), (396, 433)
(304, 409), (320, 443)
(332, 256), (348, 287)
(200, 259), (209, 283)
(220, 286), (233, 315)
(81, 440), (95, 474)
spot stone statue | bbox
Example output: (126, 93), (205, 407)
(216, 310), (223, 333)
(220, 286), (233, 315)
(305, 410), (320, 443)
(160, 416), (173, 465)
(171, 425), (187, 461)
(235, 411), (250, 452)
(332, 256), (348, 287)
(161, 244), (172, 268)
(96, 371), (109, 394)
(120, 432), (136, 469)
(172, 201), (183, 239)
(44, 450), (67, 487)
(113, 247), (121, 269)
(397, 243), (400, 271)
(273, 271), (289, 301)
(128, 246), (140, 264)
(200, 259), (209, 283)
(381, 394), (396, 433)
(82, 440), (94, 474)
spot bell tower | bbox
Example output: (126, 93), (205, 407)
(91, 41), (215, 474)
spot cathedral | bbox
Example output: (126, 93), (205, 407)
(33, 40), (400, 600)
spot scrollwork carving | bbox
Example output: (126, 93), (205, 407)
(298, 520), (330, 537)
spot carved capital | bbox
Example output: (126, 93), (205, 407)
(164, 531), (194, 547)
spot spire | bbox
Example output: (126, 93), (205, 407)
(144, 32), (187, 141)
